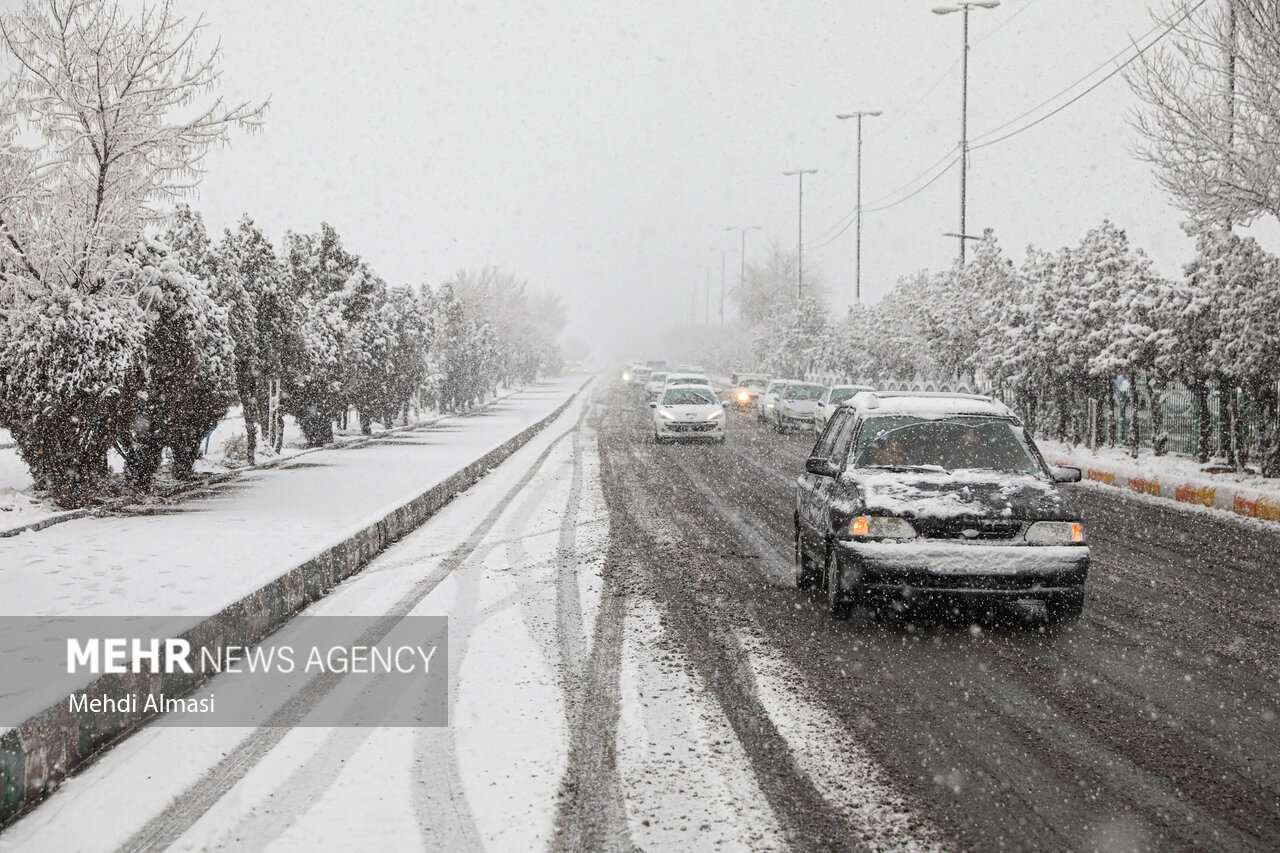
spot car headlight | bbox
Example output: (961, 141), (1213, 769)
(1025, 521), (1086, 545)
(736, 390), (750, 403)
(658, 409), (675, 420)
(849, 515), (917, 540)
(622, 371), (632, 382)
(707, 409), (724, 420)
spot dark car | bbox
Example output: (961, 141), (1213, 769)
(794, 392), (1088, 622)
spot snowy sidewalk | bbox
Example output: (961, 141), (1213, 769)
(0, 377), (587, 822)
(1040, 438), (1280, 523)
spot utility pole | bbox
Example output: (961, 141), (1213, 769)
(932, 1), (1000, 264)
(782, 169), (818, 301)
(724, 225), (760, 323)
(836, 110), (882, 304)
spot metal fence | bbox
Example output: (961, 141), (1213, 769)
(798, 369), (1279, 467)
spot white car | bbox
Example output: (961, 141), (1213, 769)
(812, 384), (876, 433)
(643, 371), (670, 400)
(756, 380), (794, 423)
(769, 382), (825, 432)
(650, 385), (726, 444)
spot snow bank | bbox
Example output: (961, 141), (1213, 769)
(1040, 439), (1280, 523)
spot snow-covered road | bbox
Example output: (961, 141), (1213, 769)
(5, 380), (1277, 852)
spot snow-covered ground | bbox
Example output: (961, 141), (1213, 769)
(0, 394), (518, 533)
(0, 380), (581, 733)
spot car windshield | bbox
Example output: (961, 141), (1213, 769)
(828, 387), (864, 405)
(785, 384), (824, 401)
(851, 416), (1043, 475)
(650, 373), (668, 382)
(662, 388), (718, 406)
(743, 378), (767, 390)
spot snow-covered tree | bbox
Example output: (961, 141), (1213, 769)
(1128, 1), (1280, 226)
(0, 1), (263, 504)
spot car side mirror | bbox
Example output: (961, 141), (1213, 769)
(648, 402), (657, 409)
(805, 457), (838, 477)
(1051, 465), (1082, 484)
(721, 401), (727, 407)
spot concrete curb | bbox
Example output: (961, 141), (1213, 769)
(0, 387), (526, 539)
(1051, 454), (1280, 523)
(0, 378), (590, 828)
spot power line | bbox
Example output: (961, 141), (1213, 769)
(872, 0), (1047, 142)
(818, 144), (958, 241)
(969, 0), (1208, 152)
(813, 156), (960, 251)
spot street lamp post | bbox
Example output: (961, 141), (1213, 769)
(932, 0), (1000, 265)
(724, 226), (760, 324)
(711, 247), (739, 328)
(836, 110), (882, 304)
(782, 169), (818, 301)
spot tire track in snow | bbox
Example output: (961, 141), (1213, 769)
(115, 410), (586, 853)
(549, 418), (637, 853)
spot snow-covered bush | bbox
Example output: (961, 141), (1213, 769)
(0, 290), (145, 504)
(114, 249), (236, 485)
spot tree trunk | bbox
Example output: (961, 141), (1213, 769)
(1148, 375), (1168, 456)
(1128, 372), (1141, 460)
(1194, 379), (1212, 464)
(242, 395), (259, 467)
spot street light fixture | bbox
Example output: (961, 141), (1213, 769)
(724, 226), (760, 323)
(932, 0), (1000, 264)
(782, 169), (818, 302)
(836, 110), (883, 305)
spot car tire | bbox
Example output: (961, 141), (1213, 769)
(826, 549), (852, 620)
(794, 527), (817, 590)
(1044, 589), (1085, 624)
(653, 431), (664, 445)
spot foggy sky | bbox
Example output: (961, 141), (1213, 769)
(159, 0), (1252, 359)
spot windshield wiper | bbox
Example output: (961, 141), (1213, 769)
(862, 464), (950, 474)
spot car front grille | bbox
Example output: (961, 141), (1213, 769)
(918, 518), (1025, 541)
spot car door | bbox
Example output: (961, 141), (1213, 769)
(798, 409), (852, 557)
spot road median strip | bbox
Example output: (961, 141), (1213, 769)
(0, 378), (590, 829)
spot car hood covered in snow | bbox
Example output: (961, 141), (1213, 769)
(851, 469), (1077, 521)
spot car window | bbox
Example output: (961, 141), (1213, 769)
(812, 410), (849, 459)
(828, 387), (861, 405)
(744, 378), (767, 390)
(661, 387), (718, 406)
(786, 384), (824, 401)
(851, 416), (1043, 475)
(830, 414), (860, 464)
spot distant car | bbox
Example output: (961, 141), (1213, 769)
(813, 384), (876, 433)
(769, 382), (825, 432)
(729, 373), (769, 409)
(650, 385), (726, 444)
(643, 371), (670, 400)
(756, 380), (789, 422)
(621, 363), (643, 384)
(646, 360), (669, 371)
(664, 372), (710, 389)
(794, 392), (1089, 622)
(631, 366), (652, 388)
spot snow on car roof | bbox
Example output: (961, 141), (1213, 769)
(842, 392), (1011, 418)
